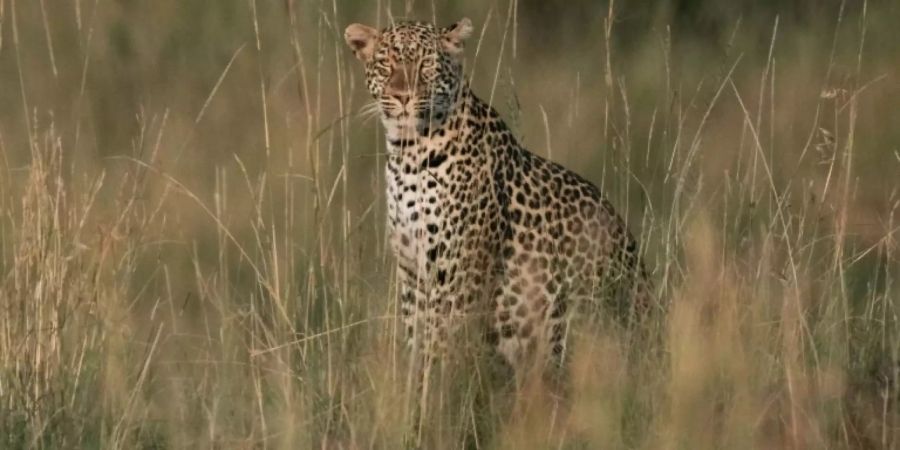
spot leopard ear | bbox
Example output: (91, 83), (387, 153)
(441, 17), (473, 56)
(344, 23), (379, 62)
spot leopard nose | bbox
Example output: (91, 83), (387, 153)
(393, 93), (410, 106)
(388, 65), (411, 92)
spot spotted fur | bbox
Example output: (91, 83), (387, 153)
(345, 18), (654, 372)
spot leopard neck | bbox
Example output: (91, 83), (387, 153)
(383, 88), (480, 166)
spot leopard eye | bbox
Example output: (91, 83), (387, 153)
(420, 59), (437, 80)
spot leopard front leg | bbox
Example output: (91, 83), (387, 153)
(397, 269), (452, 359)
(396, 268), (456, 445)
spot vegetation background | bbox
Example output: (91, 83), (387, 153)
(1, 0), (898, 448)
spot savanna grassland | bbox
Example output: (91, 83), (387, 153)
(1, 0), (898, 448)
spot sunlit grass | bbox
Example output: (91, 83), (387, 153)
(0, 0), (897, 448)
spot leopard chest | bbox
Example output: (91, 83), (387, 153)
(385, 146), (454, 276)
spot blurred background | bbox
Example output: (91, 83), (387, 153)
(1, 0), (898, 448)
(2, 0), (898, 242)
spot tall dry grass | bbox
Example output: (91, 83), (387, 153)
(0, 0), (898, 448)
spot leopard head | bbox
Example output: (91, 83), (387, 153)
(344, 18), (473, 138)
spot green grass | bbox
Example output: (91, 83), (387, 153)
(1, 0), (898, 448)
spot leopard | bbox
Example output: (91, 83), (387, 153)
(344, 18), (656, 378)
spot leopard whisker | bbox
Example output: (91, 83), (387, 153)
(356, 102), (384, 124)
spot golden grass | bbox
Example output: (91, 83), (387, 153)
(1, 0), (898, 448)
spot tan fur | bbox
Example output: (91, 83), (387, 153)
(345, 19), (655, 375)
